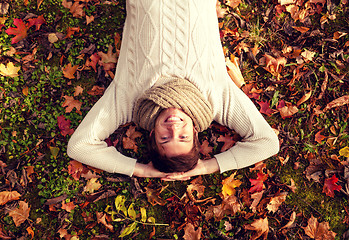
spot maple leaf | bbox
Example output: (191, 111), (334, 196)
(244, 217), (269, 240)
(5, 19), (28, 44)
(57, 115), (74, 136)
(68, 160), (88, 180)
(221, 172), (242, 197)
(61, 201), (76, 212)
(0, 191), (21, 205)
(257, 101), (275, 117)
(8, 201), (30, 227)
(262, 54), (287, 78)
(63, 63), (78, 79)
(70, 1), (85, 18)
(98, 44), (117, 72)
(323, 175), (342, 197)
(302, 215), (336, 240)
(217, 133), (239, 152)
(0, 62), (21, 77)
(83, 178), (102, 194)
(27, 15), (45, 31)
(199, 139), (213, 158)
(65, 26), (80, 38)
(97, 212), (114, 232)
(122, 125), (142, 152)
(62, 95), (82, 113)
(73, 85), (84, 97)
(248, 173), (268, 194)
(85, 53), (100, 72)
(266, 192), (288, 213)
(183, 222), (201, 240)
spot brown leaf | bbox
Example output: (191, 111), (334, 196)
(323, 95), (349, 112)
(87, 85), (105, 95)
(226, 55), (245, 88)
(302, 215), (336, 240)
(8, 201), (30, 227)
(98, 44), (117, 72)
(262, 54), (287, 78)
(62, 95), (82, 113)
(70, 2), (85, 18)
(68, 160), (89, 180)
(97, 212), (114, 232)
(250, 190), (264, 213)
(296, 91), (312, 106)
(199, 139), (213, 158)
(86, 15), (94, 25)
(281, 211), (297, 229)
(145, 187), (167, 206)
(61, 201), (76, 212)
(63, 63), (78, 79)
(244, 217), (269, 240)
(277, 100), (299, 119)
(266, 192), (288, 213)
(183, 222), (201, 240)
(73, 85), (84, 97)
(315, 129), (326, 144)
(0, 191), (21, 205)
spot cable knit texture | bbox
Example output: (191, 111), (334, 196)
(67, 0), (279, 177)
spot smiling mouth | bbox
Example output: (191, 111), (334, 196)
(165, 115), (183, 123)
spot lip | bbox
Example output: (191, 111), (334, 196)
(165, 115), (183, 123)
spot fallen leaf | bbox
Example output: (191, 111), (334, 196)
(248, 173), (268, 194)
(87, 85), (105, 95)
(302, 215), (336, 240)
(323, 175), (342, 197)
(0, 62), (21, 77)
(292, 26), (310, 33)
(98, 44), (117, 72)
(68, 160), (88, 181)
(0, 191), (21, 205)
(145, 187), (167, 206)
(263, 54), (287, 78)
(266, 192), (288, 213)
(8, 201), (30, 227)
(301, 49), (316, 62)
(250, 190), (264, 213)
(226, 0), (242, 8)
(5, 19), (28, 44)
(296, 91), (312, 106)
(323, 95), (349, 112)
(277, 100), (299, 118)
(221, 172), (242, 197)
(226, 55), (245, 88)
(57, 115), (74, 136)
(281, 211), (297, 229)
(216, 1), (227, 18)
(339, 146), (349, 158)
(65, 26), (80, 38)
(62, 95), (82, 113)
(70, 1), (85, 18)
(97, 212), (114, 232)
(83, 178), (102, 194)
(27, 15), (45, 30)
(315, 129), (326, 144)
(86, 15), (94, 25)
(63, 63), (78, 79)
(217, 133), (239, 152)
(62, 0), (72, 9)
(85, 53), (100, 72)
(26, 226), (34, 239)
(244, 217), (269, 240)
(257, 101), (276, 117)
(199, 139), (213, 158)
(0, 3), (9, 15)
(73, 85), (84, 96)
(61, 201), (76, 212)
(183, 222), (202, 240)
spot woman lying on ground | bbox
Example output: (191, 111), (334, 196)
(67, 0), (279, 181)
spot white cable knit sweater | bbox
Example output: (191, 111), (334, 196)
(67, 0), (280, 177)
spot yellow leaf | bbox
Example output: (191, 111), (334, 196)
(0, 62), (20, 77)
(127, 203), (136, 220)
(339, 146), (349, 158)
(83, 178), (102, 193)
(221, 173), (242, 197)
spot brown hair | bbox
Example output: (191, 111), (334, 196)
(148, 131), (200, 173)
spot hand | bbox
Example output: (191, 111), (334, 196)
(162, 158), (220, 181)
(132, 162), (168, 178)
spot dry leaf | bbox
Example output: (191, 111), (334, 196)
(296, 91), (312, 106)
(8, 201), (30, 227)
(183, 222), (201, 240)
(62, 95), (82, 113)
(221, 172), (242, 197)
(266, 192), (288, 213)
(83, 178), (102, 193)
(97, 212), (114, 232)
(323, 95), (349, 112)
(145, 187), (167, 206)
(281, 211), (297, 229)
(0, 191), (21, 205)
(61, 201), (76, 212)
(225, 56), (245, 88)
(0, 62), (20, 77)
(303, 215), (336, 240)
(73, 85), (84, 96)
(250, 190), (264, 213)
(244, 217), (269, 240)
(63, 63), (78, 79)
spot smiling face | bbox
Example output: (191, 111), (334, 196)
(153, 108), (195, 157)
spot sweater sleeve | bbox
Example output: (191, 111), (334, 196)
(213, 80), (279, 173)
(66, 82), (137, 177)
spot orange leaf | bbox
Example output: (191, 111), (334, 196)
(244, 217), (269, 240)
(62, 95), (82, 113)
(226, 0), (242, 8)
(277, 100), (299, 119)
(315, 129), (326, 144)
(0, 191), (21, 205)
(63, 63), (78, 79)
(87, 85), (105, 95)
(263, 54), (287, 78)
(27, 15), (45, 31)
(323, 95), (349, 112)
(225, 56), (245, 88)
(302, 215), (336, 239)
(8, 201), (30, 227)
(97, 212), (114, 232)
(61, 201), (76, 213)
(266, 192), (288, 213)
(292, 26), (310, 33)
(68, 160), (88, 180)
(73, 85), (84, 97)
(217, 134), (238, 152)
(70, 1), (85, 18)
(26, 226), (34, 239)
